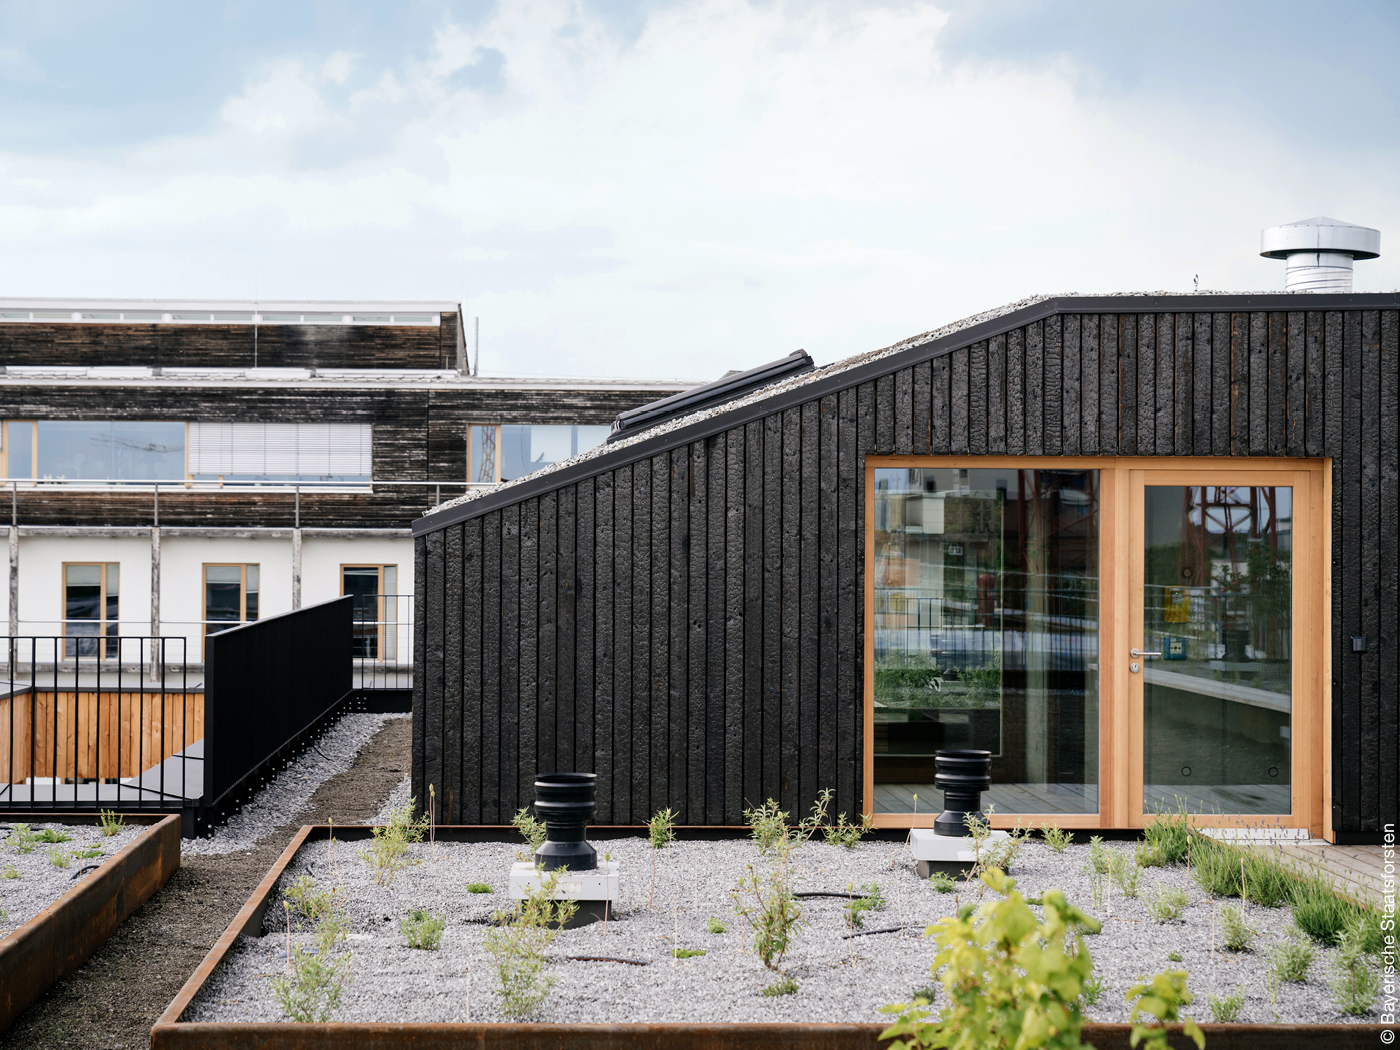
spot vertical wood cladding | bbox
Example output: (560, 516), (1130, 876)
(418, 303), (1400, 835)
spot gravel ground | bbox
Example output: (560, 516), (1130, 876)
(0, 820), (145, 931)
(373, 774), (411, 824)
(184, 714), (402, 856)
(0, 713), (411, 1050)
(187, 834), (1378, 1026)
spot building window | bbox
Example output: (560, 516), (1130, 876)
(64, 563), (119, 658)
(205, 564), (259, 640)
(189, 423), (371, 484)
(343, 565), (397, 661)
(4, 420), (184, 481)
(468, 424), (611, 483)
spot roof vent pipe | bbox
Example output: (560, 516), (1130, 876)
(1260, 216), (1380, 292)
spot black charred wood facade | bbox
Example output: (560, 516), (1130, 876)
(413, 294), (1400, 838)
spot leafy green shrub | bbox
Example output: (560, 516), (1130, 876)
(732, 863), (804, 969)
(1040, 824), (1073, 853)
(48, 847), (70, 869)
(843, 884), (886, 928)
(707, 917), (727, 933)
(271, 902), (352, 1022)
(1190, 834), (1242, 897)
(1108, 850), (1141, 898)
(1290, 876), (1354, 945)
(1145, 887), (1188, 923)
(911, 984), (938, 1006)
(466, 882), (493, 894)
(878, 869), (1101, 1050)
(511, 807), (546, 851)
(743, 799), (789, 854)
(928, 871), (958, 893)
(1330, 925), (1380, 1015)
(648, 807), (676, 849)
(1082, 975), (1105, 1006)
(284, 875), (337, 925)
(98, 810), (124, 837)
(1220, 904), (1257, 952)
(1086, 835), (1111, 875)
(363, 801), (427, 886)
(763, 975), (798, 997)
(822, 791), (875, 848)
(671, 947), (706, 959)
(1206, 985), (1244, 1022)
(483, 867), (578, 1017)
(1125, 971), (1204, 1050)
(400, 907), (445, 950)
(1341, 907), (1386, 956)
(1241, 852), (1292, 908)
(1268, 931), (1315, 982)
(8, 824), (36, 854)
(35, 828), (70, 844)
(1142, 800), (1192, 865)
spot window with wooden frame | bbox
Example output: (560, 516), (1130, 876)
(62, 562), (119, 659)
(467, 424), (612, 483)
(865, 456), (1328, 836)
(204, 564), (259, 644)
(342, 565), (398, 661)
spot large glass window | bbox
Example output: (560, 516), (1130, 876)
(5, 421), (34, 479)
(64, 562), (119, 658)
(188, 423), (370, 483)
(4, 421), (186, 481)
(1142, 486), (1292, 815)
(343, 565), (398, 661)
(872, 468), (1100, 815)
(469, 424), (611, 483)
(204, 564), (259, 639)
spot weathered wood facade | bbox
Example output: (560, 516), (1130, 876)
(413, 294), (1400, 840)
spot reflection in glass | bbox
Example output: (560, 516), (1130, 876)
(872, 468), (1100, 814)
(6, 422), (34, 478)
(499, 424), (612, 481)
(1142, 487), (1292, 815)
(37, 421), (185, 480)
(64, 562), (118, 658)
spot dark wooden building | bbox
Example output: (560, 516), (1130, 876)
(413, 293), (1399, 843)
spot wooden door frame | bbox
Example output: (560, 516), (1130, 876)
(862, 455), (1330, 837)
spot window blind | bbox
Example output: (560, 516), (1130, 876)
(189, 423), (371, 478)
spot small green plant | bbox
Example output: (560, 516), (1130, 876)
(1145, 886), (1188, 923)
(910, 984), (938, 1006)
(1330, 924), (1380, 1015)
(1088, 870), (1105, 909)
(1341, 906), (1386, 956)
(1108, 849), (1141, 898)
(1167, 951), (1182, 962)
(74, 846), (103, 859)
(48, 847), (71, 869)
(1086, 835), (1111, 875)
(34, 828), (71, 844)
(400, 907), (445, 950)
(647, 806), (677, 908)
(511, 806), (547, 851)
(843, 883), (886, 928)
(1290, 876), (1354, 944)
(1135, 841), (1166, 868)
(799, 788), (875, 847)
(878, 869), (1101, 1050)
(1220, 904), (1257, 952)
(671, 947), (706, 959)
(732, 863), (805, 969)
(1082, 974), (1106, 1007)
(483, 867), (578, 1017)
(707, 917), (727, 934)
(466, 881), (493, 894)
(98, 809), (124, 837)
(743, 799), (790, 854)
(1142, 799), (1192, 865)
(362, 800), (428, 886)
(762, 974), (798, 997)
(270, 903), (353, 1023)
(1206, 985), (1244, 1022)
(1268, 930), (1314, 982)
(8, 824), (36, 853)
(2, 865), (18, 879)
(927, 871), (957, 893)
(283, 875), (337, 925)
(0, 908), (7, 922)
(1125, 970), (1204, 1050)
(1040, 823), (1073, 853)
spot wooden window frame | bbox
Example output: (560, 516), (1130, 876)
(863, 455), (1330, 837)
(201, 563), (259, 659)
(60, 561), (119, 660)
(467, 424), (503, 484)
(341, 564), (398, 663)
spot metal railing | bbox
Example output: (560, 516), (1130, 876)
(350, 594), (413, 692)
(0, 635), (199, 812)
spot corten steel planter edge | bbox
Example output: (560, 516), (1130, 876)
(150, 826), (1388, 1049)
(0, 812), (181, 1032)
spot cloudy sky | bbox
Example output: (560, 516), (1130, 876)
(0, 0), (1397, 380)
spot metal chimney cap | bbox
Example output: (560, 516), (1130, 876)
(1261, 216), (1380, 260)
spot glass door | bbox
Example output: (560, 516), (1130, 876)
(1130, 469), (1317, 825)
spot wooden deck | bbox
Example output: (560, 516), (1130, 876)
(1277, 841), (1390, 904)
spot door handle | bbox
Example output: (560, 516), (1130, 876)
(1130, 648), (1162, 658)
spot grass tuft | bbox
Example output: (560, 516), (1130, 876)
(400, 907), (445, 950)
(762, 975), (798, 997)
(466, 882), (493, 894)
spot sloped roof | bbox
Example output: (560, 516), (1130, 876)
(414, 288), (1399, 537)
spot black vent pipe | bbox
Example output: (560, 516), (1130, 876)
(533, 772), (598, 871)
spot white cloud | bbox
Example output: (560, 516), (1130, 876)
(0, 0), (1396, 381)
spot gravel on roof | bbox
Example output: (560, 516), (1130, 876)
(182, 713), (407, 857)
(0, 819), (146, 930)
(185, 834), (1376, 1026)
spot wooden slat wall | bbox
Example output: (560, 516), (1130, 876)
(418, 307), (1400, 835)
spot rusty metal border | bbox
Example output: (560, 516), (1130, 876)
(0, 811), (181, 1032)
(152, 825), (1387, 1049)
